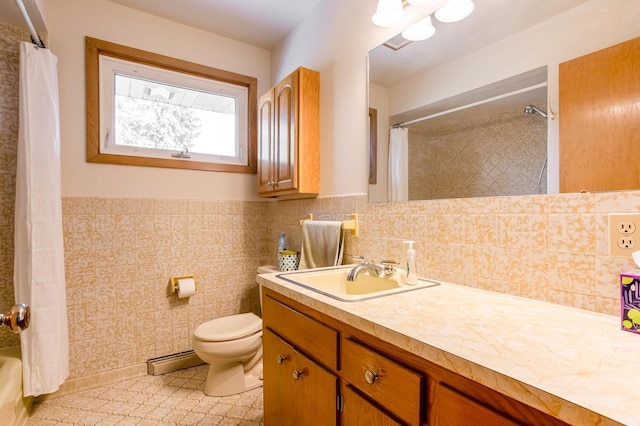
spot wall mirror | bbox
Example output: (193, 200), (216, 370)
(368, 0), (639, 202)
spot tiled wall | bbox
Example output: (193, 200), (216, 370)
(0, 23), (29, 350)
(408, 104), (548, 200)
(1, 21), (638, 393)
(270, 192), (635, 318)
(61, 198), (268, 382)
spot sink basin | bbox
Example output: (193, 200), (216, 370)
(277, 266), (439, 302)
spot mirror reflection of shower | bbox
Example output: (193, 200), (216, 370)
(524, 104), (548, 194)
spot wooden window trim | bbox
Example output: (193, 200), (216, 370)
(85, 36), (258, 173)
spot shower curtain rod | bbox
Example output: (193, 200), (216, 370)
(392, 82), (548, 128)
(15, 0), (45, 48)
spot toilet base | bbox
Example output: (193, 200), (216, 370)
(203, 360), (263, 397)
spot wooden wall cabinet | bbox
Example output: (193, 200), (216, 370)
(262, 288), (569, 426)
(258, 67), (320, 199)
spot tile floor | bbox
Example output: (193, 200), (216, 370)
(26, 365), (264, 425)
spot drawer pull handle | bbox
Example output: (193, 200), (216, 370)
(292, 369), (304, 380)
(364, 370), (378, 384)
(277, 355), (288, 365)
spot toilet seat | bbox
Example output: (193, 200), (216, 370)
(194, 312), (262, 342)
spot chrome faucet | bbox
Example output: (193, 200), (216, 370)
(347, 261), (383, 281)
(347, 257), (399, 281)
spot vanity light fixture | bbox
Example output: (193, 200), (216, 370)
(372, 0), (405, 27)
(434, 0), (474, 23)
(401, 16), (436, 41)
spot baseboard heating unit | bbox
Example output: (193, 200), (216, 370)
(146, 350), (204, 375)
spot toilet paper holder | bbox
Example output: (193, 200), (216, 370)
(170, 275), (197, 294)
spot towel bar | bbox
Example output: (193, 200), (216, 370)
(299, 213), (358, 237)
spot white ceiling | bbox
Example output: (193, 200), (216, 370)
(369, 0), (591, 88)
(107, 0), (324, 49)
(2, 0), (589, 76)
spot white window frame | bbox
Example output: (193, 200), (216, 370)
(86, 37), (257, 173)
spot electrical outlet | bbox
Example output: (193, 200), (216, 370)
(618, 237), (636, 250)
(609, 213), (640, 257)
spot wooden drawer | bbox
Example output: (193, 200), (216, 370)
(342, 338), (424, 426)
(263, 295), (338, 369)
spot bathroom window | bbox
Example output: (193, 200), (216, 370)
(86, 37), (257, 173)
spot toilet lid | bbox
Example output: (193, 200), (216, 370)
(194, 312), (262, 342)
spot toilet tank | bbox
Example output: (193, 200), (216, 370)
(257, 265), (278, 275)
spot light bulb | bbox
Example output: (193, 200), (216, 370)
(406, 0), (430, 4)
(434, 0), (474, 23)
(401, 16), (436, 41)
(372, 0), (405, 28)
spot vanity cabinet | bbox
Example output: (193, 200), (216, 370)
(262, 288), (568, 426)
(257, 67), (320, 199)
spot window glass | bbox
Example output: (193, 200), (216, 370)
(86, 37), (257, 173)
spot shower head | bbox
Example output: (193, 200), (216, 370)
(524, 105), (548, 119)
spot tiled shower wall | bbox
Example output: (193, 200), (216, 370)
(408, 104), (548, 200)
(0, 23), (30, 350)
(1, 21), (638, 393)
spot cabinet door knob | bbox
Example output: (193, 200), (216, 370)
(364, 370), (378, 385)
(292, 369), (304, 380)
(277, 355), (288, 365)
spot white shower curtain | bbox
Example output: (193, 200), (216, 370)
(388, 127), (409, 201)
(14, 42), (69, 397)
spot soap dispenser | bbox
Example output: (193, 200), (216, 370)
(404, 240), (418, 285)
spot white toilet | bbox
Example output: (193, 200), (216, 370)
(192, 265), (278, 396)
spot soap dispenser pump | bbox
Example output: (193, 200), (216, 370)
(404, 240), (418, 285)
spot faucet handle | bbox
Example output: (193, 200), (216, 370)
(380, 260), (399, 277)
(351, 255), (366, 264)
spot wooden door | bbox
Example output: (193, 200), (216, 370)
(559, 36), (640, 193)
(342, 385), (402, 426)
(433, 384), (518, 426)
(273, 71), (298, 192)
(263, 328), (338, 425)
(257, 89), (274, 194)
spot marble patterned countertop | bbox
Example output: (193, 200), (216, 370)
(258, 267), (639, 426)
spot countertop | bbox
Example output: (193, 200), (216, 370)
(257, 267), (640, 426)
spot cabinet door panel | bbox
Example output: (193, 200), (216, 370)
(263, 328), (338, 425)
(258, 91), (273, 194)
(434, 384), (518, 426)
(274, 73), (297, 191)
(342, 385), (402, 426)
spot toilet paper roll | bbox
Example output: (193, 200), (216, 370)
(177, 278), (196, 298)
